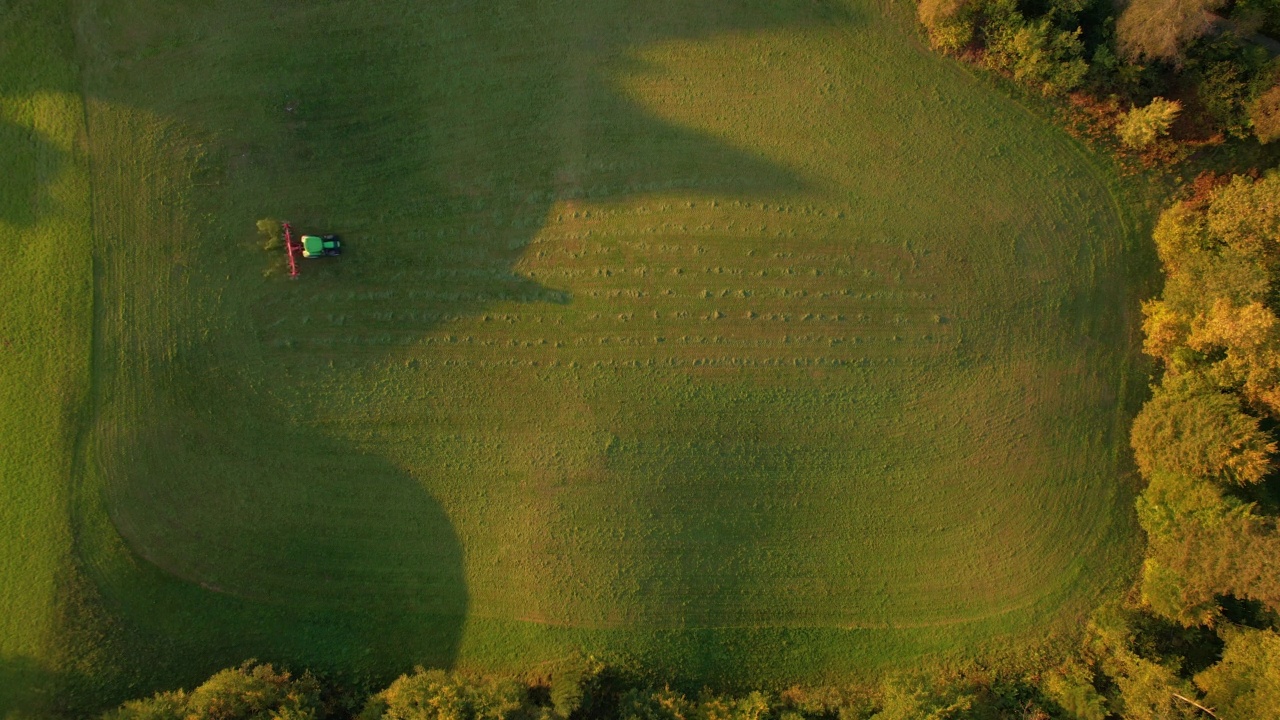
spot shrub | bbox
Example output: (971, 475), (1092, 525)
(1250, 82), (1280, 143)
(1117, 97), (1182, 147)
(917, 0), (967, 28)
(617, 688), (693, 720)
(872, 676), (974, 720)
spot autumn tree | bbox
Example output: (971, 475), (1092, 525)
(1130, 375), (1275, 485)
(1195, 628), (1280, 719)
(1118, 98), (1183, 147)
(918, 0), (976, 50)
(1084, 609), (1201, 720)
(1252, 83), (1280, 143)
(985, 17), (1089, 95)
(1116, 0), (1225, 63)
(1138, 471), (1280, 625)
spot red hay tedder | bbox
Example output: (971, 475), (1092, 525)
(282, 222), (301, 277)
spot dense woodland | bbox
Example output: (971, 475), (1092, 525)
(84, 3), (1280, 719)
(919, 0), (1280, 159)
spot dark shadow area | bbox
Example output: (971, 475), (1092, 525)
(0, 656), (59, 718)
(1219, 594), (1280, 629)
(0, 116), (62, 228)
(77, 398), (468, 710)
(1127, 609), (1225, 677)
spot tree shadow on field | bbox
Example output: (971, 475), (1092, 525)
(92, 403), (468, 701)
(0, 115), (62, 228)
(61, 0), (860, 700)
(0, 655), (58, 718)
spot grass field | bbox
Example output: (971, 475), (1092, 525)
(3, 0), (1145, 712)
(0, 0), (94, 714)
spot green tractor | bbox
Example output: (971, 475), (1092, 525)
(301, 234), (342, 258)
(280, 222), (342, 277)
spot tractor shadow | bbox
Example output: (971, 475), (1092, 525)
(58, 0), (861, 701)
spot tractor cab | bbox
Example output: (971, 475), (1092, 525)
(301, 234), (342, 258)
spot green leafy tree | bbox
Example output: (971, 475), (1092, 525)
(1086, 610), (1202, 720)
(1117, 98), (1182, 147)
(102, 662), (322, 720)
(1196, 61), (1253, 139)
(1116, 0), (1225, 63)
(1195, 628), (1280, 720)
(1113, 657), (1199, 720)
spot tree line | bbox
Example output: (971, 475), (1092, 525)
(917, 0), (1280, 154)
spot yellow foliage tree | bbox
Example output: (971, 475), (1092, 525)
(1195, 628), (1280, 720)
(1251, 83), (1280, 144)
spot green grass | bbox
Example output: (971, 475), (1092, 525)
(4, 0), (1146, 711)
(0, 0), (94, 715)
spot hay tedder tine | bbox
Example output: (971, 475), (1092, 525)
(282, 221), (300, 277)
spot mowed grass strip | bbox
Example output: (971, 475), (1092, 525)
(0, 0), (93, 713)
(64, 0), (1140, 695)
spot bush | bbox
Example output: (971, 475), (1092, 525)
(1117, 97), (1182, 147)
